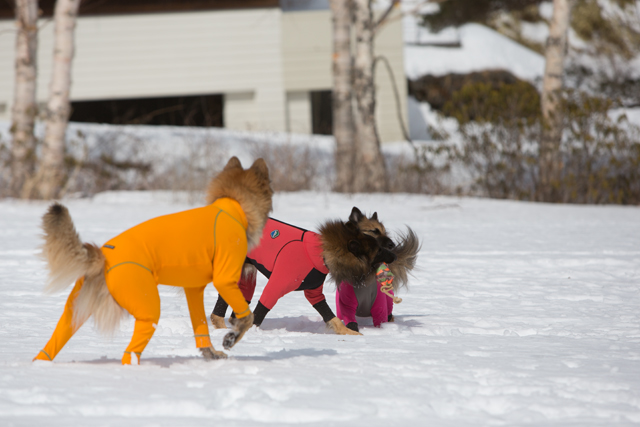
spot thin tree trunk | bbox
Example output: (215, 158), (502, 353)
(330, 0), (355, 193)
(11, 0), (39, 198)
(352, 0), (387, 193)
(539, 0), (571, 202)
(35, 0), (81, 200)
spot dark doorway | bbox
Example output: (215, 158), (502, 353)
(310, 90), (333, 135)
(70, 94), (224, 127)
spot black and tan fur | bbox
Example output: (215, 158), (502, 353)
(348, 207), (420, 291)
(319, 219), (397, 288)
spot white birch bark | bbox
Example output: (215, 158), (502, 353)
(352, 0), (387, 193)
(329, 0), (355, 193)
(35, 0), (81, 199)
(539, 0), (572, 200)
(10, 0), (39, 197)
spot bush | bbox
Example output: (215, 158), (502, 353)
(558, 90), (640, 204)
(60, 130), (154, 197)
(424, 82), (640, 204)
(444, 81), (541, 200)
(0, 135), (10, 198)
(250, 141), (330, 192)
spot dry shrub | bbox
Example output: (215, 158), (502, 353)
(423, 82), (640, 204)
(250, 141), (330, 192)
(149, 135), (228, 203)
(60, 130), (152, 197)
(558, 91), (640, 204)
(59, 130), (230, 202)
(0, 135), (11, 197)
(386, 143), (460, 195)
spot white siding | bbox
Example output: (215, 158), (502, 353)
(0, 7), (406, 141)
(285, 90), (312, 134)
(1, 9), (287, 131)
(374, 9), (409, 144)
(282, 10), (332, 91)
(0, 19), (16, 120)
(282, 9), (407, 142)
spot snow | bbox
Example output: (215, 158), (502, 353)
(2, 191), (640, 425)
(404, 23), (545, 82)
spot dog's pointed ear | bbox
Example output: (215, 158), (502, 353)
(347, 240), (363, 257)
(250, 158), (270, 180)
(349, 207), (364, 223)
(224, 156), (242, 171)
(371, 212), (379, 221)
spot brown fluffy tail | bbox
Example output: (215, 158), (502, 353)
(41, 203), (125, 334)
(389, 227), (421, 290)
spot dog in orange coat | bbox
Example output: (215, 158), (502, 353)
(33, 157), (273, 364)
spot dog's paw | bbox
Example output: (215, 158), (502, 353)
(327, 317), (363, 336)
(223, 312), (254, 350)
(210, 313), (227, 329)
(222, 331), (238, 350)
(200, 346), (227, 360)
(388, 314), (395, 323)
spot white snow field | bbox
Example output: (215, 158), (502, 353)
(1, 191), (639, 426)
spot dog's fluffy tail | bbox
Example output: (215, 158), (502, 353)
(389, 227), (421, 290)
(41, 203), (125, 334)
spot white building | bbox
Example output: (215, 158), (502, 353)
(0, 0), (407, 142)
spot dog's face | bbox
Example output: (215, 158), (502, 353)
(344, 220), (397, 268)
(319, 218), (397, 287)
(349, 207), (395, 250)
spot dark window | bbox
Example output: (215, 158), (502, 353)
(310, 90), (332, 135)
(70, 94), (224, 127)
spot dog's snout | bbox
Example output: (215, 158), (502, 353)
(384, 238), (395, 250)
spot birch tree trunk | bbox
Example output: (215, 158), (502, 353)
(352, 0), (387, 193)
(35, 0), (81, 199)
(539, 0), (571, 201)
(11, 0), (39, 197)
(330, 0), (355, 193)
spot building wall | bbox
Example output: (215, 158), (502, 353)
(0, 19), (14, 120)
(0, 9), (287, 132)
(0, 6), (407, 142)
(281, 9), (408, 142)
(286, 90), (312, 134)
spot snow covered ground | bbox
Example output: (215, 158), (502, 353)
(1, 191), (639, 426)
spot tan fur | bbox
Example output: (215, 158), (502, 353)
(327, 317), (361, 335)
(223, 313), (254, 349)
(210, 314), (227, 329)
(200, 346), (228, 360)
(41, 204), (104, 293)
(357, 216), (388, 240)
(230, 313), (254, 344)
(41, 203), (126, 335)
(206, 157), (273, 250)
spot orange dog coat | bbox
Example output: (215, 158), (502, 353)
(35, 197), (251, 364)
